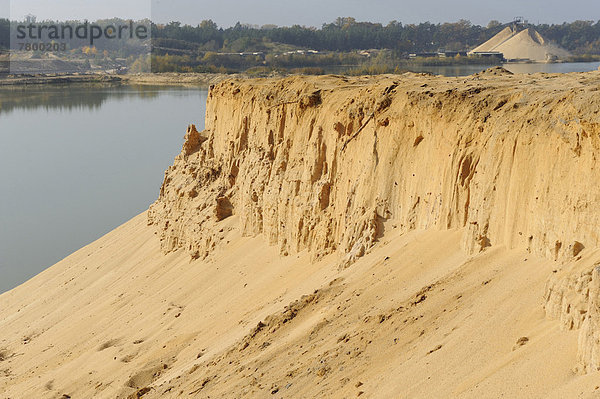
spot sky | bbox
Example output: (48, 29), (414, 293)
(1, 0), (598, 26)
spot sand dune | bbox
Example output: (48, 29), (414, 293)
(2, 70), (600, 398)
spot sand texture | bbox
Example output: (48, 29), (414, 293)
(2, 69), (600, 398)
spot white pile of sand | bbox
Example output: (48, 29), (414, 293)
(470, 26), (571, 61)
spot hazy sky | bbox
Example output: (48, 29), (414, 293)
(1, 0), (598, 26)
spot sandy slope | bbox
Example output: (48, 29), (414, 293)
(0, 213), (341, 398)
(1, 213), (598, 398)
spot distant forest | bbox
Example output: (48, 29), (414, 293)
(1, 18), (600, 73)
(149, 18), (600, 73)
(150, 18), (600, 54)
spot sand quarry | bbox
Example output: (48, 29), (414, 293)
(469, 26), (571, 61)
(2, 68), (600, 398)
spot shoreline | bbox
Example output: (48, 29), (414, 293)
(0, 72), (240, 88)
(0, 73), (123, 86)
(0, 63), (598, 88)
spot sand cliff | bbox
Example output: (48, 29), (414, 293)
(2, 69), (600, 398)
(149, 69), (600, 264)
(148, 69), (600, 373)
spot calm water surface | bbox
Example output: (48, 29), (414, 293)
(408, 61), (600, 76)
(0, 85), (208, 293)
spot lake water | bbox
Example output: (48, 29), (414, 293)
(407, 61), (600, 76)
(0, 85), (208, 293)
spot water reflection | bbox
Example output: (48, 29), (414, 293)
(0, 84), (178, 115)
(0, 85), (207, 293)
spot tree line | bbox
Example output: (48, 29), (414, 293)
(152, 18), (600, 55)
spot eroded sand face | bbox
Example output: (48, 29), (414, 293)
(2, 69), (600, 398)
